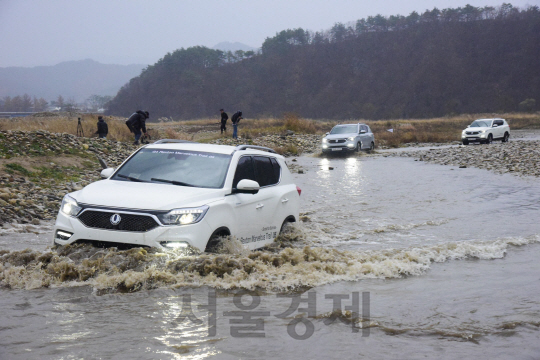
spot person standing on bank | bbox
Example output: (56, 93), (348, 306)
(220, 109), (228, 134)
(125, 110), (149, 145)
(231, 111), (242, 140)
(96, 116), (108, 138)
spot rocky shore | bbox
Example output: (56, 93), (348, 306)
(392, 140), (540, 177)
(210, 133), (322, 155)
(0, 130), (137, 227)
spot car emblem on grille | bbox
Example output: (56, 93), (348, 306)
(110, 214), (121, 225)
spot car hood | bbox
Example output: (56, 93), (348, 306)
(325, 133), (357, 140)
(72, 180), (223, 211)
(464, 127), (489, 132)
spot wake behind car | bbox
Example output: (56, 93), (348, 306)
(461, 118), (510, 145)
(322, 123), (375, 153)
(53, 141), (300, 252)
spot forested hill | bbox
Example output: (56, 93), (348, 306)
(107, 4), (540, 120)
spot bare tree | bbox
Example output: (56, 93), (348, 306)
(57, 95), (65, 109)
(22, 94), (32, 111)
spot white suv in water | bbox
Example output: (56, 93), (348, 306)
(53, 141), (300, 252)
(461, 118), (510, 145)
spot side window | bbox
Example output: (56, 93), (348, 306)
(494, 120), (503, 126)
(361, 125), (368, 132)
(254, 156), (281, 187)
(232, 156), (255, 188)
(270, 158), (281, 184)
(254, 156), (274, 187)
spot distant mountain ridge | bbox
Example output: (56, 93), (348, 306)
(212, 41), (255, 52)
(0, 59), (146, 102)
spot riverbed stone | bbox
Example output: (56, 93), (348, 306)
(391, 140), (540, 178)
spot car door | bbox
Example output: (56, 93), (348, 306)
(253, 156), (282, 247)
(366, 126), (375, 146)
(355, 125), (363, 149)
(228, 156), (265, 247)
(359, 125), (369, 148)
(494, 120), (505, 138)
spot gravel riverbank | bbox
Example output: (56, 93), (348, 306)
(392, 139), (540, 177)
(210, 133), (322, 155)
(0, 130), (137, 227)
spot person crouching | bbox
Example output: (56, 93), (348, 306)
(96, 116), (108, 139)
(125, 110), (149, 145)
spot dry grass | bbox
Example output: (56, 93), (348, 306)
(0, 114), (157, 142)
(179, 112), (538, 147)
(161, 113), (332, 138)
(0, 112), (538, 148)
(163, 127), (192, 141)
(367, 112), (540, 147)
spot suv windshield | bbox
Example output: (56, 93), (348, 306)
(111, 148), (232, 188)
(330, 125), (357, 134)
(470, 120), (493, 127)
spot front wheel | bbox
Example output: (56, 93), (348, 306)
(485, 134), (493, 144)
(205, 229), (230, 253)
(369, 142), (375, 151)
(502, 132), (509, 143)
(356, 142), (361, 152)
(462, 139), (469, 145)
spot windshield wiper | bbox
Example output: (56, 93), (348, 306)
(116, 174), (146, 182)
(151, 178), (196, 187)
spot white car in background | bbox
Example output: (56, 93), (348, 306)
(461, 118), (510, 145)
(53, 141), (300, 252)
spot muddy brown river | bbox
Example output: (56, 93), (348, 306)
(1, 154), (540, 359)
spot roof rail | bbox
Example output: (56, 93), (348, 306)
(152, 139), (196, 144)
(236, 145), (277, 154)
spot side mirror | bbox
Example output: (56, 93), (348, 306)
(360, 130), (367, 134)
(492, 124), (498, 127)
(325, 132), (330, 136)
(100, 168), (115, 179)
(466, 125), (470, 128)
(233, 179), (260, 194)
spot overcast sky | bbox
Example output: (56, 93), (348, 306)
(1, 0), (538, 68)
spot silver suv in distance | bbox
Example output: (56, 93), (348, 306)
(322, 123), (375, 154)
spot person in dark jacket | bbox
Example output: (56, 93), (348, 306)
(231, 111), (242, 140)
(96, 116), (108, 138)
(125, 110), (149, 145)
(220, 109), (228, 134)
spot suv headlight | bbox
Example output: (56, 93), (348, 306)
(158, 205), (209, 225)
(60, 195), (82, 217)
(347, 137), (355, 141)
(322, 138), (328, 143)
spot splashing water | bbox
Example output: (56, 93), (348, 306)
(1, 225), (537, 293)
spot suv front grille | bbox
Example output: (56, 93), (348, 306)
(329, 139), (346, 144)
(78, 210), (159, 232)
(466, 131), (479, 135)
